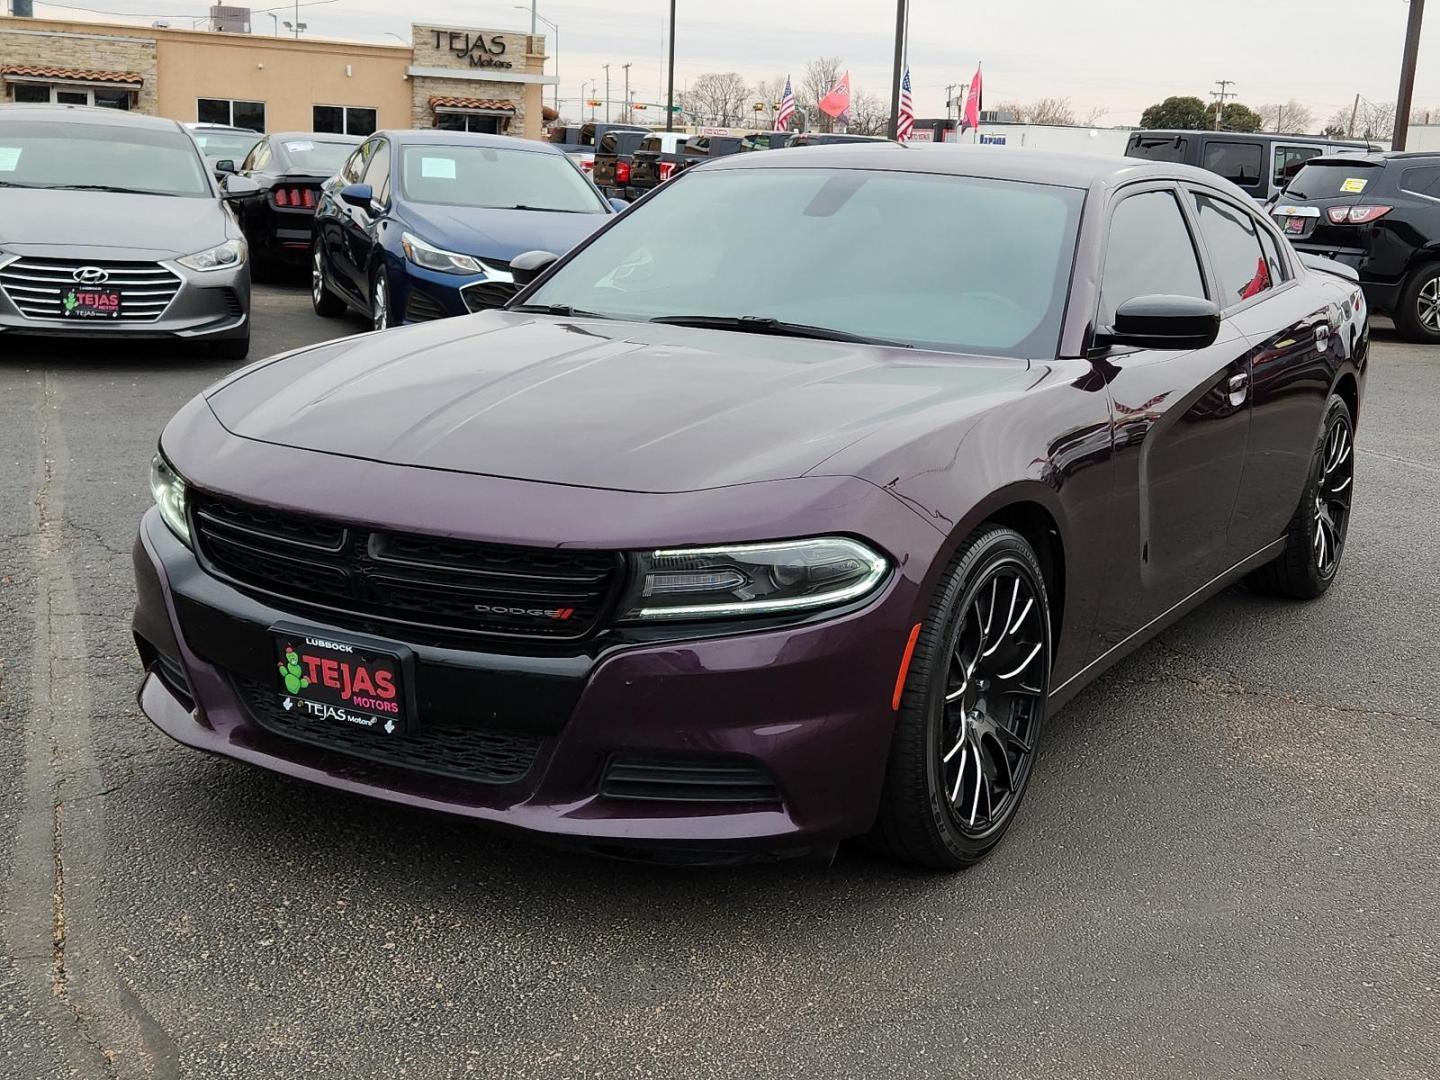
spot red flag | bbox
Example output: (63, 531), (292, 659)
(818, 72), (851, 120)
(961, 64), (983, 131)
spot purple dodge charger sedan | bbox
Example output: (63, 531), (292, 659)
(133, 145), (1366, 868)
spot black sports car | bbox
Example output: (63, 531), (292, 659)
(222, 132), (362, 277)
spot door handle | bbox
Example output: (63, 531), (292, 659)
(1228, 371), (1250, 407)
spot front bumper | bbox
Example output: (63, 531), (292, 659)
(0, 251), (249, 340)
(133, 496), (928, 859)
(393, 262), (515, 324)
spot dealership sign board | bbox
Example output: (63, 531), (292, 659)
(430, 29), (515, 70)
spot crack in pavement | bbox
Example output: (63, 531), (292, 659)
(2, 373), (181, 1080)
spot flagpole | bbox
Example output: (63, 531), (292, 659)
(887, 0), (908, 139)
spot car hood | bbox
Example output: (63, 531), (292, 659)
(205, 312), (1033, 494)
(0, 189), (228, 259)
(397, 203), (608, 262)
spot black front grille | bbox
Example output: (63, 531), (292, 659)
(191, 494), (623, 642)
(234, 677), (542, 784)
(405, 289), (449, 322)
(600, 755), (782, 804)
(461, 280), (517, 312)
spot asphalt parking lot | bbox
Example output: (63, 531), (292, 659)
(1, 284), (1436, 1080)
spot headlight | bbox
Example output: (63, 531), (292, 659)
(617, 537), (888, 622)
(177, 238), (246, 272)
(401, 231), (487, 275)
(149, 452), (190, 545)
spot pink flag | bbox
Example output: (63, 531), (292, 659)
(818, 72), (851, 120)
(961, 64), (983, 131)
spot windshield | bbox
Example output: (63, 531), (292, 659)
(1283, 161), (1384, 200)
(398, 145), (605, 213)
(191, 131), (261, 161)
(278, 138), (357, 175)
(0, 120), (211, 197)
(524, 167), (1083, 356)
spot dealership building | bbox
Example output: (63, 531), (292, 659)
(0, 11), (556, 139)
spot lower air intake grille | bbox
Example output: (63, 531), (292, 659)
(405, 288), (449, 322)
(234, 676), (543, 784)
(600, 755), (782, 804)
(460, 280), (517, 312)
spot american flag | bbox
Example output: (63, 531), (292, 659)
(775, 75), (797, 131)
(896, 66), (915, 141)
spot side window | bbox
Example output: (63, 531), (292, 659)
(1202, 140), (1264, 190)
(1099, 190), (1207, 327)
(241, 141), (268, 172)
(1255, 222), (1289, 285)
(1191, 192), (1272, 304)
(362, 140), (390, 201)
(1274, 145), (1323, 189)
(340, 147), (364, 185)
(1400, 166), (1440, 198)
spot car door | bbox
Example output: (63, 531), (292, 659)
(317, 142), (370, 302)
(1091, 183), (1256, 649)
(1188, 186), (1336, 558)
(336, 137), (387, 299)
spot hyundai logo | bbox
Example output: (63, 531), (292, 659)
(72, 266), (109, 285)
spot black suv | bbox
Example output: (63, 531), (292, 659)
(1273, 151), (1440, 342)
(592, 129), (649, 200)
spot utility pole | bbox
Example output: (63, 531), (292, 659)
(1393, 0), (1426, 149)
(622, 62), (631, 125)
(603, 64), (610, 123)
(887, 0), (908, 140)
(1348, 92), (1361, 138)
(1211, 79), (1235, 131)
(665, 0), (676, 133)
(945, 82), (958, 123)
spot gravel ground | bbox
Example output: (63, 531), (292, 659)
(1, 289), (1436, 1079)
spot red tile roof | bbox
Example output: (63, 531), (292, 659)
(2, 65), (143, 86)
(428, 96), (515, 113)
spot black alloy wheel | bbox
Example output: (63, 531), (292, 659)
(371, 267), (391, 332)
(1248, 394), (1355, 599)
(872, 526), (1053, 869)
(1395, 263), (1440, 344)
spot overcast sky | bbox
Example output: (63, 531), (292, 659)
(28, 0), (1440, 127)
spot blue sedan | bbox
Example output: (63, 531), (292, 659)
(310, 131), (621, 329)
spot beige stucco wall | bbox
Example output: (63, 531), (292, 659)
(0, 18), (159, 113)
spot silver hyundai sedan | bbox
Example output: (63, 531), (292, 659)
(0, 104), (253, 358)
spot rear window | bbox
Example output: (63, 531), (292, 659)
(1201, 140), (1263, 189)
(1283, 161), (1385, 200)
(1127, 135), (1189, 163)
(639, 137), (661, 153)
(599, 133), (620, 154)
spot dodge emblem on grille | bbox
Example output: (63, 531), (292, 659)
(73, 266), (110, 285)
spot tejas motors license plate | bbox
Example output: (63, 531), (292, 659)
(271, 630), (408, 735)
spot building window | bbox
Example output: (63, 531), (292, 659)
(435, 112), (503, 134)
(10, 83), (130, 109)
(313, 105), (377, 137)
(197, 97), (265, 132)
(11, 84), (48, 103)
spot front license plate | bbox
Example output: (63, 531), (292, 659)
(271, 631), (408, 735)
(62, 287), (121, 318)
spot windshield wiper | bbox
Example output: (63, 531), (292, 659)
(495, 204), (589, 213)
(510, 303), (612, 318)
(46, 184), (174, 196)
(649, 315), (911, 347)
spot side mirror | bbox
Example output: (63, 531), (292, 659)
(1096, 295), (1221, 351)
(608, 196), (630, 213)
(221, 175), (261, 200)
(510, 249), (560, 286)
(340, 182), (375, 210)
(213, 158), (237, 176)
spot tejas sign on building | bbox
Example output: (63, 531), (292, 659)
(432, 30), (514, 70)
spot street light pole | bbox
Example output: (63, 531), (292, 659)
(887, 0), (908, 140)
(1393, 0), (1426, 150)
(665, 0), (676, 133)
(603, 63), (611, 123)
(623, 62), (631, 124)
(515, 6), (559, 116)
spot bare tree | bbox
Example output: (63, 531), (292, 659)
(799, 56), (844, 132)
(686, 72), (751, 127)
(846, 90), (889, 136)
(1258, 99), (1315, 134)
(1411, 104), (1439, 127)
(751, 76), (790, 128)
(1359, 100), (1395, 141)
(988, 99), (1028, 122)
(1322, 107), (1352, 138)
(1026, 97), (1077, 126)
(1079, 105), (1107, 127)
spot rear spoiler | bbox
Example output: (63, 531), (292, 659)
(1299, 253), (1360, 284)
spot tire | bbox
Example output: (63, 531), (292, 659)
(1246, 394), (1355, 600)
(871, 526), (1053, 870)
(370, 265), (391, 332)
(1392, 262), (1440, 343)
(310, 243), (345, 318)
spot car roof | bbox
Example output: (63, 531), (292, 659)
(700, 142), (1237, 190)
(1303, 150), (1440, 167)
(378, 129), (565, 154)
(186, 122), (260, 134)
(0, 103), (185, 131)
(270, 131), (363, 143)
(1132, 128), (1373, 146)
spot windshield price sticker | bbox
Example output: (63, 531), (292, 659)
(1341, 177), (1368, 193)
(0, 147), (20, 172)
(285, 140), (315, 153)
(420, 156), (458, 179)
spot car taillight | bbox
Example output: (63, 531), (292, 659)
(1327, 205), (1392, 224)
(616, 161), (630, 184)
(273, 188), (288, 206)
(274, 187), (316, 209)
